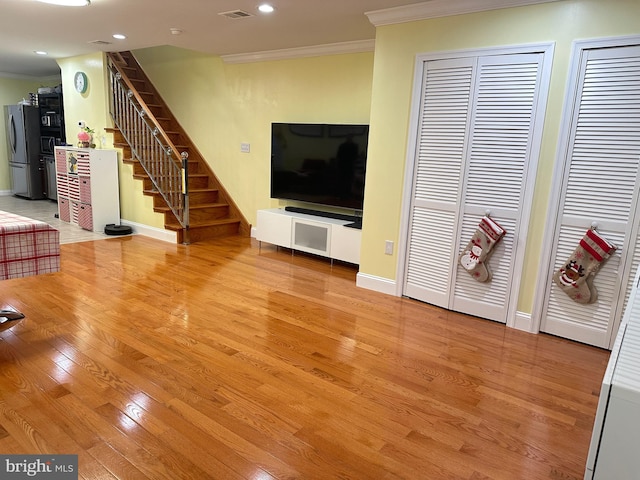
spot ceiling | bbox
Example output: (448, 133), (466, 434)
(0, 0), (430, 78)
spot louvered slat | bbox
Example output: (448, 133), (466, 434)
(405, 209), (457, 308)
(463, 57), (539, 212)
(413, 61), (473, 205)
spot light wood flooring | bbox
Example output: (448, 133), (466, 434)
(0, 234), (610, 479)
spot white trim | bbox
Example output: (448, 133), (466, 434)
(0, 72), (61, 81)
(513, 311), (535, 333)
(504, 42), (555, 330)
(394, 54), (426, 298)
(221, 40), (375, 64)
(250, 225), (258, 238)
(366, 0), (562, 27)
(356, 272), (398, 296)
(0, 190), (12, 197)
(120, 219), (177, 243)
(531, 34), (640, 337)
(414, 41), (556, 63)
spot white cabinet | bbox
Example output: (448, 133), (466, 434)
(55, 147), (120, 232)
(585, 267), (640, 479)
(257, 208), (361, 265)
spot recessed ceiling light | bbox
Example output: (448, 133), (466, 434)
(37, 0), (90, 6)
(34, 51), (48, 55)
(113, 34), (127, 40)
(258, 4), (274, 13)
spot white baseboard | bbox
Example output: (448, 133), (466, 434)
(250, 226), (257, 238)
(120, 220), (177, 243)
(0, 190), (12, 197)
(512, 311), (536, 333)
(356, 272), (399, 296)
(355, 272), (539, 335)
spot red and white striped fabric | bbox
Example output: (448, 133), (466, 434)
(0, 211), (60, 280)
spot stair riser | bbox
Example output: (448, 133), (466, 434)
(189, 190), (220, 204)
(141, 176), (208, 191)
(189, 206), (230, 222)
(178, 223), (241, 243)
(133, 160), (200, 176)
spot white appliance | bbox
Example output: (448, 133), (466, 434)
(585, 268), (640, 479)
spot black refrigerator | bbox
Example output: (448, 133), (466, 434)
(6, 104), (45, 199)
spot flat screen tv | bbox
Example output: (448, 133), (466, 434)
(271, 122), (369, 211)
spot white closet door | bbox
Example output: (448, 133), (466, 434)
(452, 54), (543, 321)
(541, 45), (640, 348)
(404, 57), (475, 309)
(404, 51), (547, 323)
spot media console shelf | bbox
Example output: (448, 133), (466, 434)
(256, 208), (361, 265)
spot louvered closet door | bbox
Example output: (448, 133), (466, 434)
(404, 52), (545, 323)
(404, 57), (474, 309)
(541, 45), (640, 348)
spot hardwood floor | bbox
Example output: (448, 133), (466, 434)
(0, 235), (610, 479)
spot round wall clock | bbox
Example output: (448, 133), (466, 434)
(74, 71), (88, 93)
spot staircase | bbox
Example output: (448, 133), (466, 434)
(106, 51), (250, 244)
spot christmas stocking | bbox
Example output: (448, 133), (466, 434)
(553, 228), (617, 304)
(459, 216), (506, 282)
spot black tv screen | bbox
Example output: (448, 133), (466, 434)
(271, 123), (368, 210)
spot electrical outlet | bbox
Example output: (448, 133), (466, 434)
(241, 142), (250, 153)
(385, 240), (394, 255)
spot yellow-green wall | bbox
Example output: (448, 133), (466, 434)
(0, 77), (55, 192)
(133, 46), (374, 226)
(363, 0), (640, 313)
(57, 52), (165, 228)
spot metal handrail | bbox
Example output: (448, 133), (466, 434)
(107, 59), (189, 241)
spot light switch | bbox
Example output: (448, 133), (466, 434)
(241, 142), (250, 153)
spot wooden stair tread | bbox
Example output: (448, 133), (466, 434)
(133, 172), (208, 179)
(154, 202), (229, 212)
(142, 187), (219, 195)
(115, 142), (190, 152)
(120, 154), (196, 166)
(164, 218), (241, 231)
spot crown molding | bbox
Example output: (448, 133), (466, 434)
(0, 72), (61, 82)
(366, 0), (563, 26)
(221, 39), (375, 64)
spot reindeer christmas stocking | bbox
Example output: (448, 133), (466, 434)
(459, 216), (506, 282)
(553, 228), (617, 304)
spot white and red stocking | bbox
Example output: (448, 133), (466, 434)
(553, 228), (617, 304)
(459, 216), (506, 282)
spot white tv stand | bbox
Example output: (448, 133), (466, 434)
(256, 208), (361, 265)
